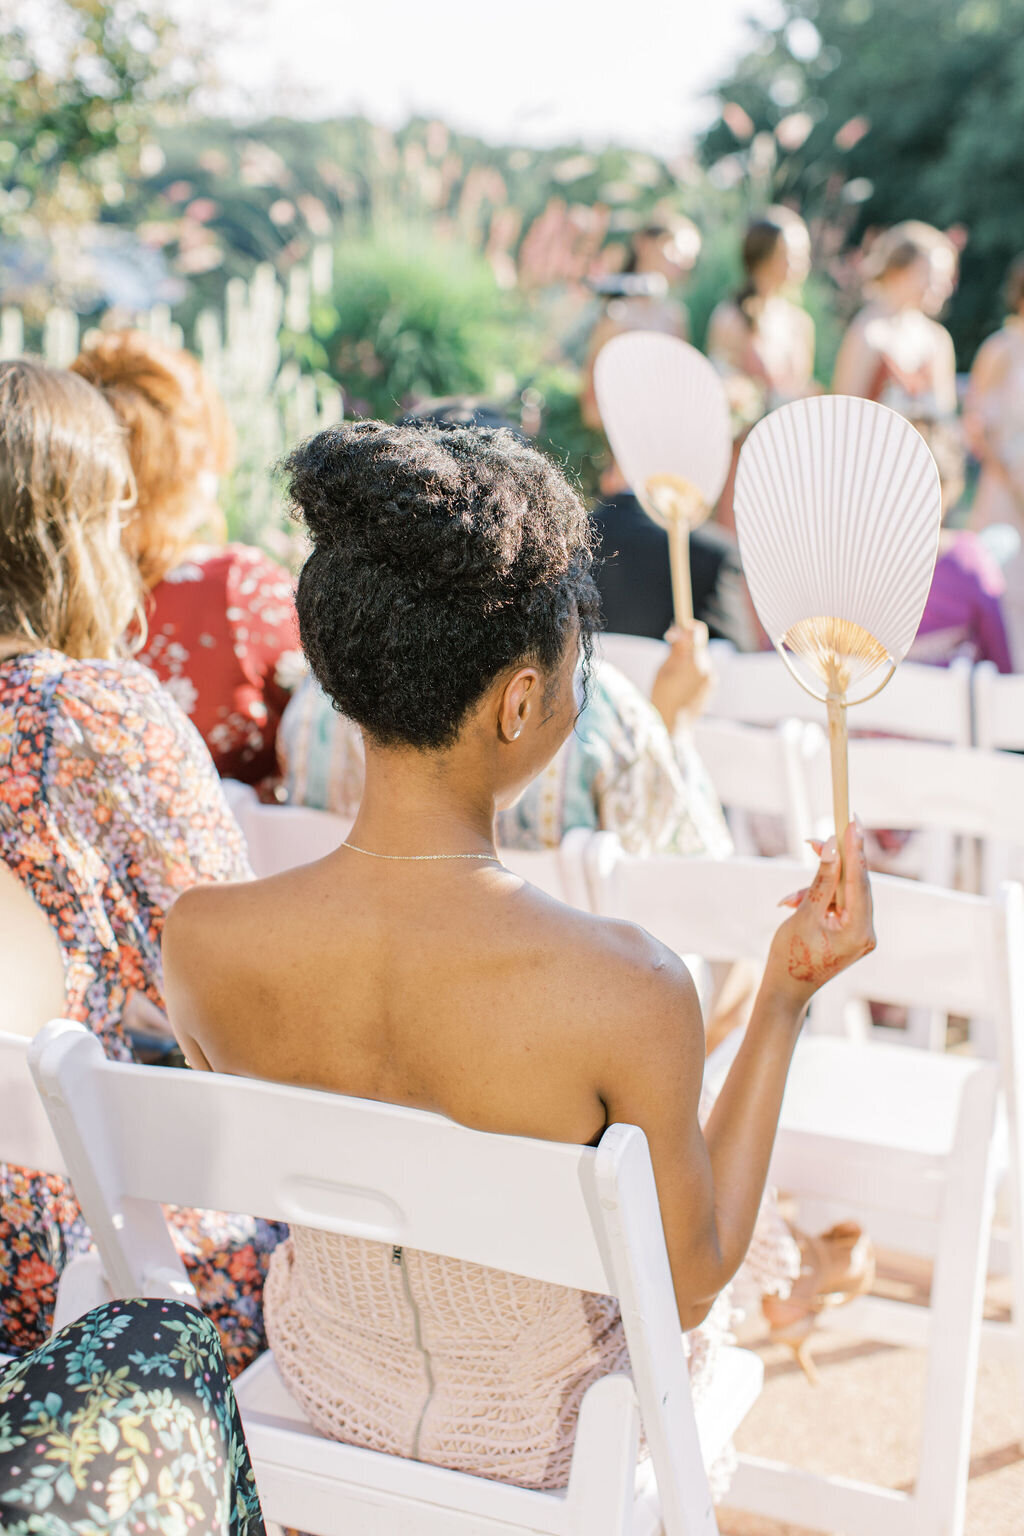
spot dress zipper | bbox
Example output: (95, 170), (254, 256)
(392, 1246), (435, 1460)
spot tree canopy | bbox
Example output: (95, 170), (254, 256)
(700, 0), (1024, 361)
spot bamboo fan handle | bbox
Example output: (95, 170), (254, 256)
(826, 692), (850, 872)
(668, 518), (693, 626)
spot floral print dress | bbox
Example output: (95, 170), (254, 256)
(138, 544), (304, 791)
(0, 1298), (265, 1534)
(0, 651), (284, 1368)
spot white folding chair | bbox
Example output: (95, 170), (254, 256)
(240, 801), (351, 878)
(225, 780), (595, 906)
(693, 717), (819, 862)
(586, 840), (1002, 1536)
(973, 659), (1024, 752)
(707, 650), (974, 744)
(0, 865), (112, 1352)
(596, 634), (669, 698)
(805, 734), (1024, 900)
(498, 827), (594, 908)
(32, 1019), (764, 1536)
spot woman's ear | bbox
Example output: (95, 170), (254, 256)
(498, 666), (541, 743)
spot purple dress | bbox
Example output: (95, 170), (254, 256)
(909, 532), (1012, 672)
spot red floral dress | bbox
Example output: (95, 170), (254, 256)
(0, 651), (285, 1369)
(138, 544), (303, 790)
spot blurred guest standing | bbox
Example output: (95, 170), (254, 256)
(708, 210), (817, 413)
(580, 218), (702, 434)
(833, 222), (963, 510)
(708, 211), (818, 533)
(0, 361), (281, 1363)
(72, 332), (302, 790)
(964, 256), (1024, 667)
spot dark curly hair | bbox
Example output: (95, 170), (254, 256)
(285, 420), (600, 749)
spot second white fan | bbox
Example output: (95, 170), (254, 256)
(593, 331), (732, 623)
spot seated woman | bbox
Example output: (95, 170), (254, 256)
(279, 620), (732, 858)
(164, 421), (875, 1491)
(72, 331), (303, 792)
(0, 360), (282, 1366)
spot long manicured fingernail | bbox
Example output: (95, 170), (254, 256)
(823, 836), (838, 860)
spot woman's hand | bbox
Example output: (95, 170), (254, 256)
(650, 620), (714, 733)
(764, 820), (876, 1009)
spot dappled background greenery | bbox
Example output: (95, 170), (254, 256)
(5, 0), (1024, 519)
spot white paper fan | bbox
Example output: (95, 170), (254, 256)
(734, 395), (941, 841)
(594, 331), (732, 622)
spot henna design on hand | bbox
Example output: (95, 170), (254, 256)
(788, 934), (842, 986)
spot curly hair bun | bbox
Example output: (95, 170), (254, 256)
(286, 420), (599, 750)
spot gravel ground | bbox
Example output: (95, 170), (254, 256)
(717, 1260), (1022, 1534)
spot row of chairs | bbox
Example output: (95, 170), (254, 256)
(0, 846), (1008, 1536)
(114, 783), (1024, 1536)
(1, 778), (1018, 1534)
(599, 634), (1024, 900)
(599, 634), (1023, 750)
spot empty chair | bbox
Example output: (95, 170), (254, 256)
(707, 650), (973, 745)
(587, 839), (1003, 1536)
(595, 634), (669, 699)
(33, 1019), (765, 1536)
(973, 659), (1024, 752)
(804, 734), (1024, 899)
(693, 716), (819, 861)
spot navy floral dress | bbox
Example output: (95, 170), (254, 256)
(0, 651), (284, 1368)
(0, 1298), (265, 1534)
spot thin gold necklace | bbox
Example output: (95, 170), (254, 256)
(341, 841), (502, 864)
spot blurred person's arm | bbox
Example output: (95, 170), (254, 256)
(963, 332), (1011, 461)
(832, 319), (878, 398)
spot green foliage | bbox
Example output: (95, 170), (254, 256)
(288, 233), (538, 420)
(0, 0), (199, 227)
(700, 0), (1024, 361)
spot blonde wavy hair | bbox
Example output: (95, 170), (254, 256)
(0, 360), (141, 660)
(72, 330), (235, 590)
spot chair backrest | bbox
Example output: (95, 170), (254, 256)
(226, 789), (594, 905)
(707, 650), (973, 745)
(0, 860), (66, 1037)
(32, 1021), (713, 1533)
(595, 633), (668, 699)
(586, 839), (1020, 1038)
(240, 803), (351, 878)
(0, 1031), (66, 1173)
(973, 660), (1024, 751)
(498, 828), (594, 908)
(693, 717), (818, 859)
(803, 735), (1024, 894)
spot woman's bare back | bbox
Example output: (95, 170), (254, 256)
(165, 847), (670, 1150)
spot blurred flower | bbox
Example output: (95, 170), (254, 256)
(297, 194), (331, 236)
(776, 112), (814, 151)
(164, 180), (192, 202)
(722, 102), (755, 141)
(138, 142), (166, 177)
(841, 178), (874, 204)
(834, 115), (871, 151)
(269, 199), (296, 227)
(553, 154), (598, 184)
(198, 149), (231, 176)
(185, 198), (219, 223)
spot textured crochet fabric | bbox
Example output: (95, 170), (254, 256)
(264, 1214), (792, 1498)
(264, 1064), (799, 1498)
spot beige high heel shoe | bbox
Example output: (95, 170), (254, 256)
(761, 1222), (876, 1385)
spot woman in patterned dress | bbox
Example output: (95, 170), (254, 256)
(0, 359), (282, 1366)
(0, 1299), (265, 1535)
(71, 331), (302, 792)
